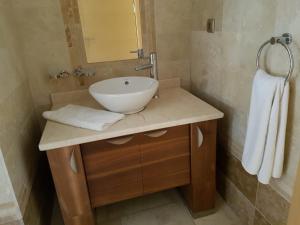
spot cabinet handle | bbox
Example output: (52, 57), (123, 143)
(69, 149), (78, 174)
(197, 127), (204, 148)
(144, 130), (168, 138)
(106, 136), (134, 145)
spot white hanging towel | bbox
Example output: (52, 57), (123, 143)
(43, 104), (124, 131)
(242, 69), (289, 184)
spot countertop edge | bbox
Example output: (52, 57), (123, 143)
(39, 114), (223, 151)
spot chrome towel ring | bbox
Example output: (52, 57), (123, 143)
(256, 33), (294, 85)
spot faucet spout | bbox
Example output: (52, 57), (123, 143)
(134, 52), (159, 81)
(135, 64), (152, 71)
(134, 52), (159, 98)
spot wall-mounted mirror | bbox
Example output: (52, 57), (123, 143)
(77, 0), (143, 63)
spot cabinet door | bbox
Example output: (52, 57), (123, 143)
(140, 125), (191, 194)
(81, 135), (143, 207)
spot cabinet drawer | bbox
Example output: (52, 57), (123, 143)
(88, 168), (143, 207)
(141, 125), (190, 163)
(141, 125), (189, 144)
(81, 135), (140, 176)
(143, 155), (190, 194)
(141, 136), (190, 163)
(141, 125), (191, 194)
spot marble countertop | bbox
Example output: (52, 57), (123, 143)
(39, 85), (224, 151)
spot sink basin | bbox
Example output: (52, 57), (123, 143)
(89, 77), (159, 114)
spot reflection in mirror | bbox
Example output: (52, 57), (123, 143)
(77, 0), (143, 63)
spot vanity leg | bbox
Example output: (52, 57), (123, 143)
(183, 120), (217, 214)
(47, 145), (95, 225)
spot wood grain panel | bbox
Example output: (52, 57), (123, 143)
(81, 136), (140, 176)
(141, 137), (190, 163)
(81, 135), (143, 207)
(88, 167), (143, 207)
(141, 125), (190, 194)
(47, 145), (95, 225)
(182, 120), (217, 213)
(143, 155), (190, 194)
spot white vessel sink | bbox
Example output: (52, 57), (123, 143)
(89, 77), (159, 114)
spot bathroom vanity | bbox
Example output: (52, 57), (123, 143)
(39, 79), (223, 225)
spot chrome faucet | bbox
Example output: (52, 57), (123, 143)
(135, 52), (159, 81)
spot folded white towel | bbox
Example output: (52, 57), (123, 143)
(43, 104), (124, 131)
(242, 69), (289, 184)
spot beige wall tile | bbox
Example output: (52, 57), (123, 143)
(23, 156), (54, 225)
(217, 172), (255, 225)
(191, 0), (223, 32)
(156, 33), (191, 61)
(256, 184), (290, 225)
(4, 111), (41, 212)
(254, 210), (271, 225)
(154, 0), (193, 91)
(217, 150), (258, 204)
(12, 0), (72, 108)
(154, 0), (192, 35)
(0, 149), (22, 225)
(158, 60), (191, 90)
(0, 0), (41, 222)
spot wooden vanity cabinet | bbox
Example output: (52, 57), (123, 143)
(81, 125), (191, 207)
(47, 120), (218, 225)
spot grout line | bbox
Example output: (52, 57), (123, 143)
(226, 145), (291, 204)
(255, 207), (273, 225)
(254, 181), (259, 208)
(268, 182), (291, 203)
(218, 171), (254, 224)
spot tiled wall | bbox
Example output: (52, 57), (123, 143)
(190, 0), (300, 224)
(12, 0), (74, 125)
(217, 149), (290, 225)
(22, 155), (54, 225)
(0, 0), (43, 223)
(154, 0), (192, 90)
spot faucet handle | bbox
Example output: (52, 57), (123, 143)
(130, 49), (144, 58)
(73, 66), (96, 77)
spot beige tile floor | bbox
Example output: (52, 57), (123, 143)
(50, 189), (241, 225)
